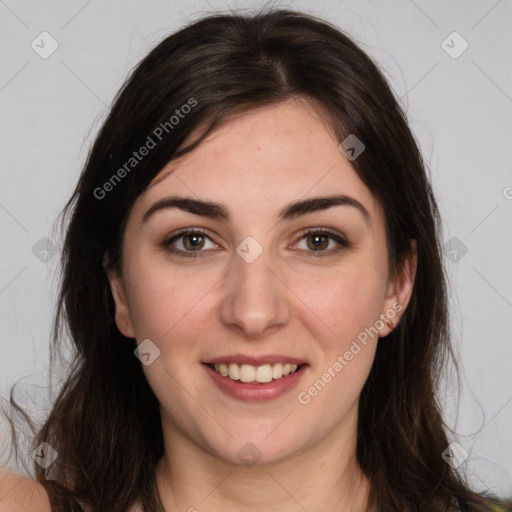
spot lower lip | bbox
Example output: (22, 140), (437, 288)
(203, 363), (308, 402)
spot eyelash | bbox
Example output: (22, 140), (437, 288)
(160, 227), (350, 259)
(299, 228), (351, 258)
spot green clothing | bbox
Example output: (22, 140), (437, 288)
(488, 501), (512, 511)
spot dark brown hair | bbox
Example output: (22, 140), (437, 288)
(3, 7), (507, 512)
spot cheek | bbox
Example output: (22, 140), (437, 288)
(294, 255), (388, 346)
(126, 277), (173, 339)
(293, 261), (385, 418)
(123, 253), (217, 343)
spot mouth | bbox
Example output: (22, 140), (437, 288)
(202, 357), (309, 402)
(205, 362), (304, 384)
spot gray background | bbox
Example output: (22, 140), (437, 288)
(0, 0), (511, 499)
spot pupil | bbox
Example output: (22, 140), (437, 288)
(308, 234), (327, 251)
(185, 234), (204, 250)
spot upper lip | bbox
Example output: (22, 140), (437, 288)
(204, 354), (308, 366)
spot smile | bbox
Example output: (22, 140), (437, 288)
(202, 359), (308, 402)
(207, 362), (301, 383)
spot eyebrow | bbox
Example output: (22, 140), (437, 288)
(142, 194), (371, 226)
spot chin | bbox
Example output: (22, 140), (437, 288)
(201, 426), (309, 468)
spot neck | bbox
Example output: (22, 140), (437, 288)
(155, 417), (372, 512)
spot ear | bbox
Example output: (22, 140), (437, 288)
(379, 239), (417, 337)
(106, 265), (136, 339)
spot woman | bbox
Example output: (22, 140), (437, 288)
(1, 8), (509, 512)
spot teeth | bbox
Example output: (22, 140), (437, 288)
(240, 364), (256, 383)
(272, 363), (283, 379)
(210, 362), (300, 383)
(255, 365), (273, 383)
(228, 363), (240, 380)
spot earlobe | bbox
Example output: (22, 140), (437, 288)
(379, 239), (417, 336)
(106, 268), (135, 339)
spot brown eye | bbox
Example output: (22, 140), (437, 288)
(162, 228), (219, 258)
(294, 228), (350, 257)
(306, 233), (330, 251)
(182, 233), (206, 251)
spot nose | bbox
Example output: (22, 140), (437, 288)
(220, 245), (290, 339)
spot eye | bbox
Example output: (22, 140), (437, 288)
(159, 227), (350, 259)
(292, 228), (350, 257)
(161, 228), (219, 257)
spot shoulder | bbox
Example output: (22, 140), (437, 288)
(0, 471), (51, 512)
(486, 499), (512, 512)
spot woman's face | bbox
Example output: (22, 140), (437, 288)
(108, 98), (415, 467)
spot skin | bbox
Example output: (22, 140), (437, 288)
(0, 472), (51, 512)
(108, 98), (417, 512)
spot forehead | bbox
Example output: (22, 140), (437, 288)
(134, 99), (382, 225)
